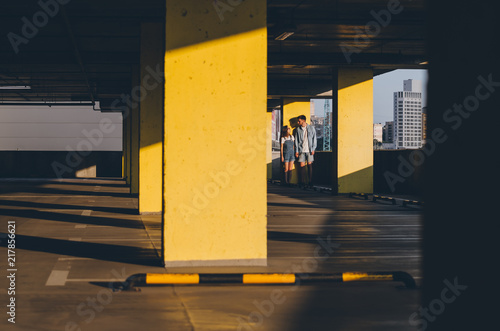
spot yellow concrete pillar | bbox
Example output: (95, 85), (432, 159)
(163, 0), (267, 266)
(335, 68), (373, 193)
(282, 98), (311, 184)
(130, 67), (140, 195)
(139, 22), (164, 214)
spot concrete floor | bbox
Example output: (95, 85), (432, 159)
(0, 179), (422, 331)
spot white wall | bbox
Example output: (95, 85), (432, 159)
(0, 106), (122, 151)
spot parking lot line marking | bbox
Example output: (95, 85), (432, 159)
(45, 270), (69, 286)
(81, 210), (92, 216)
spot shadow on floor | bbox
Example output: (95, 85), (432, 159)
(0, 209), (144, 229)
(0, 199), (137, 215)
(0, 232), (162, 267)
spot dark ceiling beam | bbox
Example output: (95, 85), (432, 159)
(0, 52), (139, 65)
(268, 18), (425, 26)
(268, 52), (426, 66)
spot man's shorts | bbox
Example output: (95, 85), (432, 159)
(298, 152), (314, 163)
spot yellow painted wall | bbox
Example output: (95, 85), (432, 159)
(337, 68), (373, 193)
(163, 0), (267, 265)
(139, 22), (163, 214)
(282, 98), (311, 184)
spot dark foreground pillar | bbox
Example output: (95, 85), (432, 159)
(424, 1), (500, 329)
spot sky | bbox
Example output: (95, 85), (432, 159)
(373, 69), (428, 124)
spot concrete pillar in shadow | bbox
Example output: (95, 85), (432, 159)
(139, 22), (164, 214)
(130, 67), (140, 195)
(424, 1), (500, 329)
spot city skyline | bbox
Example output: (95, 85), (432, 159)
(311, 69), (428, 125)
(374, 69), (428, 124)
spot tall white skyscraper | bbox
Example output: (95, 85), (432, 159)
(393, 79), (423, 149)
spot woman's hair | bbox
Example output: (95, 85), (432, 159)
(281, 125), (290, 138)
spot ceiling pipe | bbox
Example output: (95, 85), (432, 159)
(0, 101), (94, 107)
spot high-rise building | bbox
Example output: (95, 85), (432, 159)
(383, 121), (394, 143)
(393, 79), (423, 149)
(373, 123), (383, 142)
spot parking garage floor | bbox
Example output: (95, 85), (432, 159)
(0, 178), (422, 331)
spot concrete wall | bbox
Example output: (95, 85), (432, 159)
(0, 151), (122, 178)
(0, 106), (122, 151)
(373, 150), (423, 195)
(284, 150), (423, 195)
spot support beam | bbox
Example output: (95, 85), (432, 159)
(130, 67), (140, 195)
(333, 68), (374, 194)
(139, 22), (164, 214)
(122, 116), (127, 179)
(162, 0), (267, 266)
(124, 109), (132, 185)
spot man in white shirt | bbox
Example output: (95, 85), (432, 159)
(293, 115), (317, 187)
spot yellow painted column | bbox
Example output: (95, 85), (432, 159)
(130, 67), (140, 195)
(336, 68), (373, 193)
(282, 98), (311, 184)
(163, 0), (267, 266)
(139, 22), (164, 214)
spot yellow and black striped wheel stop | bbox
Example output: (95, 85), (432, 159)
(122, 271), (416, 290)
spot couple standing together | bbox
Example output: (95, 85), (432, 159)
(280, 115), (317, 187)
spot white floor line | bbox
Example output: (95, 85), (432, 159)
(81, 210), (92, 216)
(45, 270), (70, 286)
(74, 224), (87, 229)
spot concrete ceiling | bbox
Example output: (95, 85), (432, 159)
(0, 0), (426, 107)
